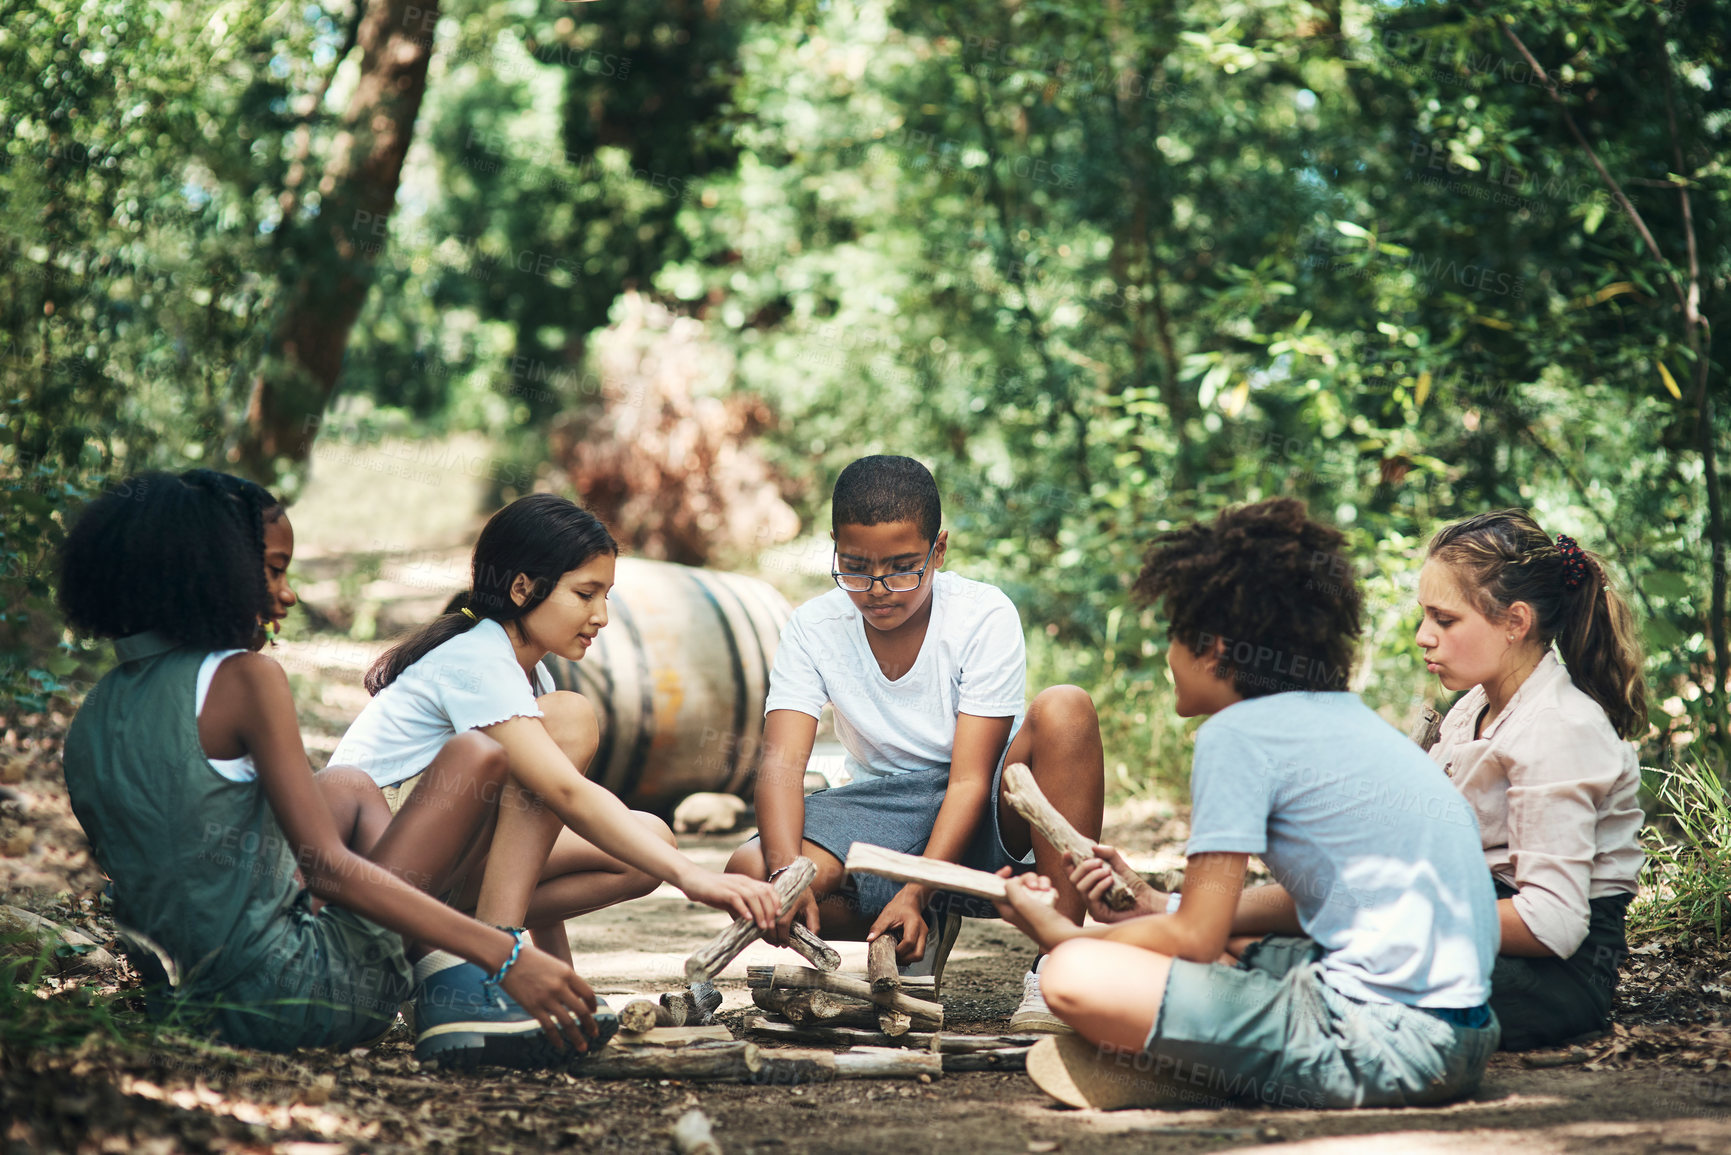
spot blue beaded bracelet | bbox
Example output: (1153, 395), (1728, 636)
(482, 928), (526, 1005)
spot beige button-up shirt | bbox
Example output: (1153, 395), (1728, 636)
(1428, 651), (1643, 959)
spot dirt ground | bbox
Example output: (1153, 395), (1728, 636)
(4, 448), (1731, 1153)
(5, 711), (1731, 1154)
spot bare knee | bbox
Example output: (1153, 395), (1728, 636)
(1030, 684), (1098, 728)
(315, 765), (378, 796)
(537, 690), (601, 772)
(445, 730), (509, 782)
(726, 840), (766, 879)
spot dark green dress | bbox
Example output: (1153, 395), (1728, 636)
(63, 633), (412, 1050)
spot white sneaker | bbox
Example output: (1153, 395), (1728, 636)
(1008, 966), (1071, 1034)
(899, 907), (963, 994)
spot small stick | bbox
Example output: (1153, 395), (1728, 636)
(615, 1026), (735, 1047)
(685, 857), (816, 982)
(1001, 763), (1137, 912)
(866, 932), (910, 1036)
(672, 1109), (721, 1155)
(658, 991), (691, 1027)
(866, 932), (901, 993)
(688, 980), (723, 1025)
(747, 964), (943, 1026)
(751, 987), (896, 1031)
(834, 1046), (944, 1080)
(752, 1047), (945, 1083)
(619, 999), (673, 1034)
(742, 1015), (1035, 1053)
(940, 1048), (1031, 1073)
(843, 844), (1055, 906)
(1410, 705), (1443, 752)
(788, 923), (842, 972)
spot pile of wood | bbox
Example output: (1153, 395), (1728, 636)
(598, 767), (1122, 1088)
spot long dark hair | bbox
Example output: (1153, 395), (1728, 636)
(58, 470), (279, 649)
(365, 494), (617, 694)
(1428, 509), (1648, 739)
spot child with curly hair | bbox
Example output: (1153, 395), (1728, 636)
(999, 498), (1501, 1110)
(1418, 510), (1647, 1050)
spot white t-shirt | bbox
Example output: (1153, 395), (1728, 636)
(1186, 692), (1498, 1009)
(331, 618), (554, 787)
(763, 570), (1027, 782)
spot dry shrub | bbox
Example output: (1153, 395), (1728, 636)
(552, 292), (798, 566)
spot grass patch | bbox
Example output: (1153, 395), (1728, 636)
(0, 947), (140, 1054)
(1632, 754), (1731, 944)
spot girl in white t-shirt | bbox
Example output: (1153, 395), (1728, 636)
(1417, 509), (1648, 1050)
(328, 495), (779, 975)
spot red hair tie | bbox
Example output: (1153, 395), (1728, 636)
(1555, 534), (1588, 591)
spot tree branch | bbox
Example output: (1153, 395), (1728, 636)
(1497, 21), (1688, 317)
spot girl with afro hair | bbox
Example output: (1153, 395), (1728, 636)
(58, 471), (601, 1064)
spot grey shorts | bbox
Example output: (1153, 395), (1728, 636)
(795, 742), (1033, 921)
(209, 896), (414, 1053)
(1115, 936), (1500, 1110)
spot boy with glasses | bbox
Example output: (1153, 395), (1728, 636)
(726, 455), (1105, 1030)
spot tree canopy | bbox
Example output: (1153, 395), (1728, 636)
(2, 0), (1725, 765)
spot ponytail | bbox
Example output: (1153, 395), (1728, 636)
(364, 597), (482, 695)
(1428, 509), (1649, 739)
(363, 494), (617, 695)
(1555, 554), (1649, 739)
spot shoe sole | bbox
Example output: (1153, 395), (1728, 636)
(1008, 1008), (1074, 1034)
(417, 1008), (620, 1071)
(1025, 1035), (1174, 1110)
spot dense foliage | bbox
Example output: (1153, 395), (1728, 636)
(3, 0), (1726, 782)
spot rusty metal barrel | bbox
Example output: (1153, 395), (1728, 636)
(544, 558), (792, 813)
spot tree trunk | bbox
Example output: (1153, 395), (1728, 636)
(236, 0), (441, 476)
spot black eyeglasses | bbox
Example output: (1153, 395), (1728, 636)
(832, 542), (936, 593)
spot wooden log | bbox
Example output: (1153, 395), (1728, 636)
(753, 1047), (943, 1083)
(688, 980), (723, 1025)
(619, 998), (673, 1034)
(843, 844), (1055, 906)
(834, 1046), (944, 1080)
(742, 1015), (1036, 1053)
(579, 1041), (761, 1082)
(750, 987), (892, 1031)
(685, 858), (815, 982)
(788, 923), (841, 972)
(866, 932), (910, 1036)
(1001, 763), (1138, 912)
(747, 965), (944, 1027)
(658, 991), (691, 1027)
(615, 1026), (736, 1047)
(672, 1108), (721, 1155)
(866, 932), (900, 993)
(941, 1047), (1031, 1073)
(1, 906), (118, 976)
(1410, 705), (1443, 752)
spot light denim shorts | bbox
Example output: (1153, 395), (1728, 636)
(789, 729), (1032, 920)
(1106, 935), (1501, 1110)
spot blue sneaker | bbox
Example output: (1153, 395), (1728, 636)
(411, 950), (618, 1070)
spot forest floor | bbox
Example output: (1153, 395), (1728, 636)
(4, 439), (1731, 1153)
